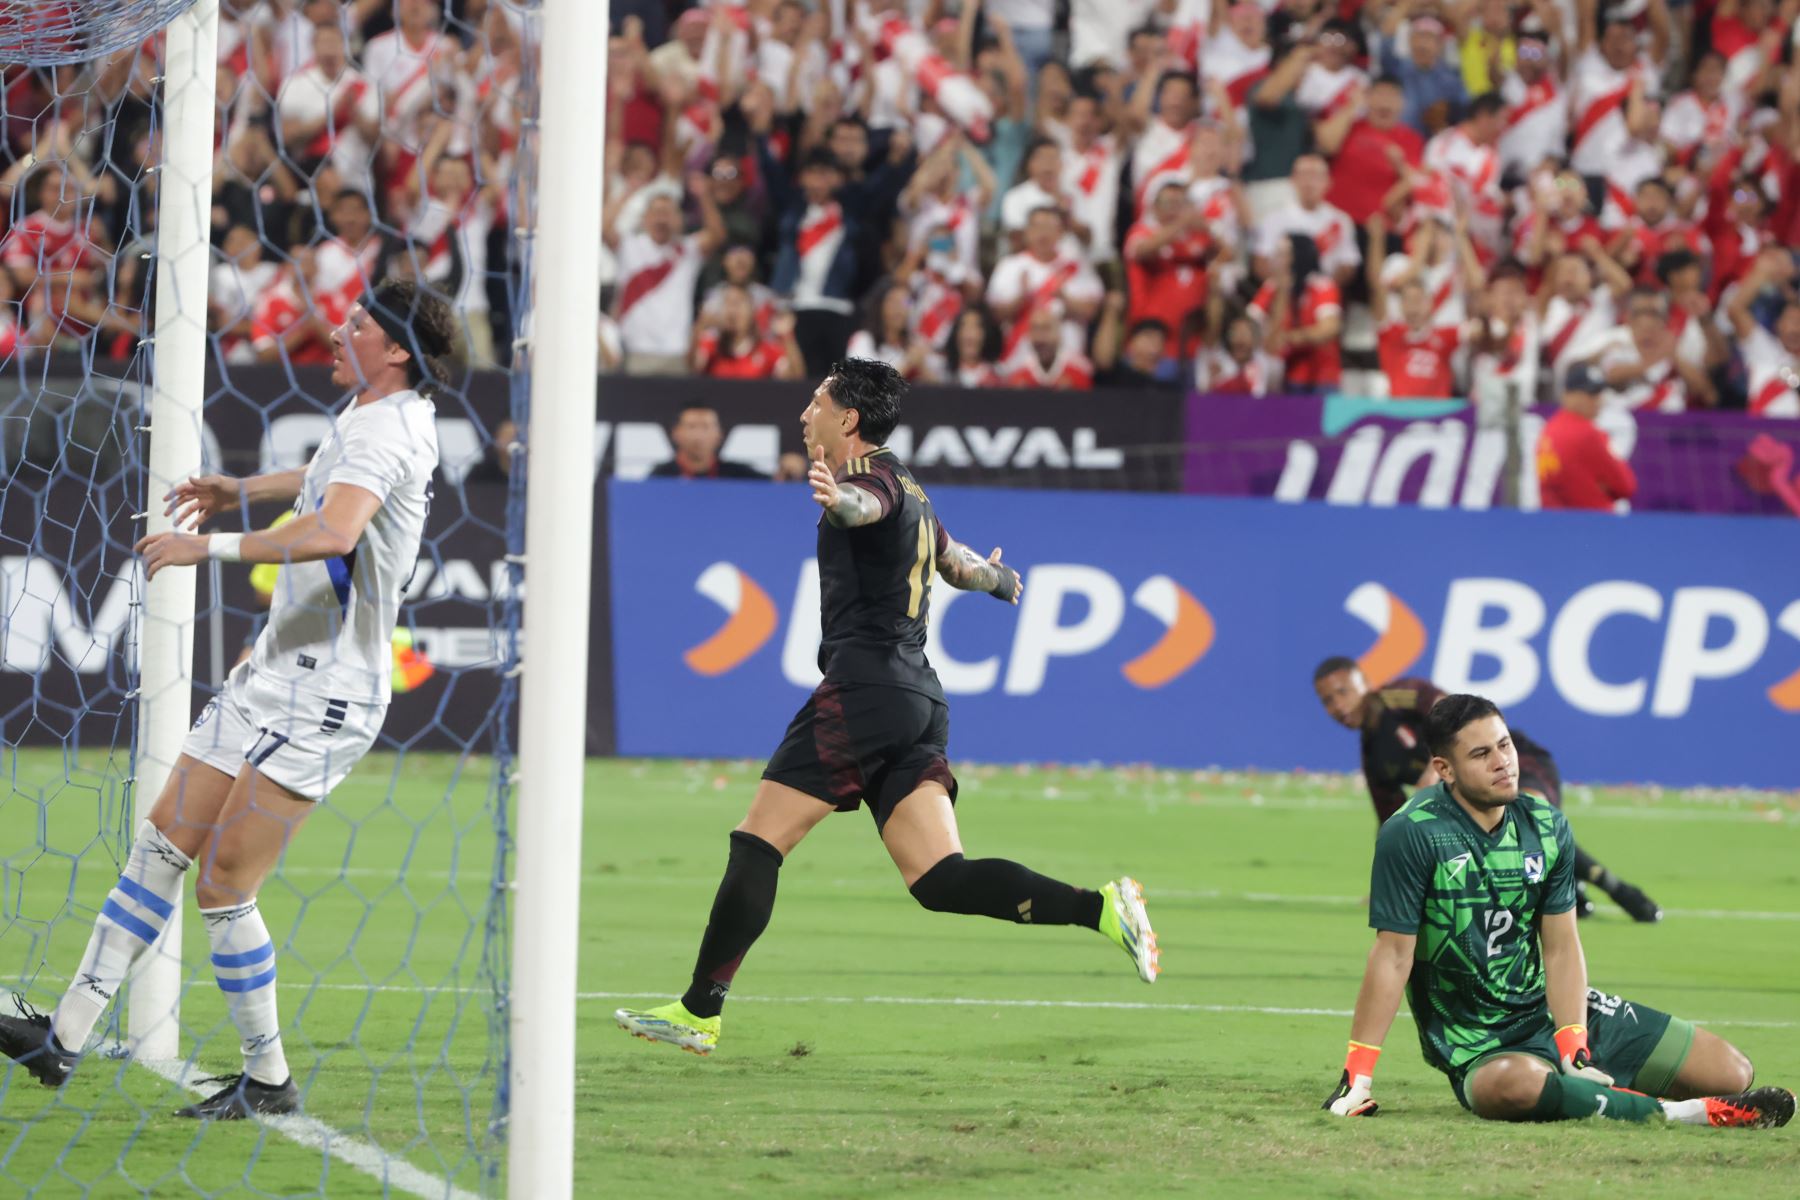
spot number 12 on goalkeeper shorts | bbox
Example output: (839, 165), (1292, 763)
(247, 727), (289, 767)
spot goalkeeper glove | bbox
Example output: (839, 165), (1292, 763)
(1556, 1023), (1615, 1086)
(1322, 1041), (1381, 1116)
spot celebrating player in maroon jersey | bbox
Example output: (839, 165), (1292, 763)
(616, 359), (1160, 1056)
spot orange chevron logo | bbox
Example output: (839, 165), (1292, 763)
(1768, 603), (1800, 712)
(1121, 575), (1215, 689)
(684, 563), (778, 676)
(1344, 582), (1426, 685)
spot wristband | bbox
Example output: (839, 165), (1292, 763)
(1345, 1040), (1381, 1080)
(209, 533), (244, 563)
(1554, 1023), (1589, 1062)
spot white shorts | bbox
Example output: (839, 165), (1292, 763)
(181, 664), (386, 802)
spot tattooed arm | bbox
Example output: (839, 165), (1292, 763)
(937, 533), (1024, 605)
(808, 449), (886, 528)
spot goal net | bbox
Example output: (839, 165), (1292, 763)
(0, 2), (537, 1194)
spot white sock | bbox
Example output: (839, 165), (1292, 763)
(1660, 1098), (1709, 1125)
(202, 901), (290, 1086)
(52, 820), (190, 1052)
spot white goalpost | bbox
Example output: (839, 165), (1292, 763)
(131, 0), (220, 1064)
(506, 0), (603, 1194)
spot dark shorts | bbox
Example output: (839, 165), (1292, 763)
(1516, 748), (1562, 809)
(761, 681), (958, 831)
(1450, 987), (1695, 1109)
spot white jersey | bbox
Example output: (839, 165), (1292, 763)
(1541, 290), (1618, 383)
(1568, 48), (1656, 178)
(1498, 72), (1567, 177)
(1295, 62), (1367, 118)
(276, 63), (379, 189)
(1599, 341), (1689, 412)
(1743, 326), (1800, 418)
(1660, 90), (1735, 163)
(1255, 201), (1360, 278)
(1052, 130), (1122, 263)
(614, 231), (702, 355)
(250, 390), (440, 705)
(362, 27), (461, 153)
(1131, 118), (1194, 212)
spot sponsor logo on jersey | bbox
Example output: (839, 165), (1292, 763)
(1443, 852), (1474, 883)
(1522, 851), (1544, 883)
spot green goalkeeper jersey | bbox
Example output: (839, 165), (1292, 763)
(1367, 782), (1577, 1075)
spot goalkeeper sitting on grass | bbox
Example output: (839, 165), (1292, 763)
(1322, 693), (1793, 1130)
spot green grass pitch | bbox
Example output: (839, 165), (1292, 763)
(1, 751), (1796, 1197)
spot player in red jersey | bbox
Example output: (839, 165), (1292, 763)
(616, 361), (1159, 1055)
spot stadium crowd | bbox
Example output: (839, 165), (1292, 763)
(1, 0), (1798, 416)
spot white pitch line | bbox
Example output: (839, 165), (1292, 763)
(125, 1053), (480, 1200)
(265, 983), (1800, 1030)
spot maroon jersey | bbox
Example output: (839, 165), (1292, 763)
(1361, 676), (1550, 823)
(816, 448), (947, 701)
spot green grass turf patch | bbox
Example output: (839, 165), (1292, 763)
(0, 753), (1796, 1196)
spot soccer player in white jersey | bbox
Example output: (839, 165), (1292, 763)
(0, 279), (459, 1120)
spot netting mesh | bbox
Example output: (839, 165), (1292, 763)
(0, 1), (198, 65)
(0, 2), (539, 1194)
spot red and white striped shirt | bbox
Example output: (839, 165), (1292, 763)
(1599, 343), (1690, 412)
(613, 231), (703, 356)
(1569, 48), (1656, 178)
(275, 62), (377, 187)
(998, 334), (1094, 389)
(1498, 72), (1566, 178)
(1742, 326), (1800, 418)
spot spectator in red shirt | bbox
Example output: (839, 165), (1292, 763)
(1248, 233), (1343, 392)
(1368, 215), (1462, 398)
(1537, 364), (1637, 511)
(692, 285), (804, 379)
(1124, 178), (1213, 362)
(1317, 79), (1423, 225)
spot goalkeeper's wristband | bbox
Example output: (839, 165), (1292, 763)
(1554, 1024), (1590, 1063)
(1345, 1040), (1381, 1080)
(209, 533), (244, 563)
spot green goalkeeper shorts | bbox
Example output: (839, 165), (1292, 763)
(1450, 987), (1696, 1110)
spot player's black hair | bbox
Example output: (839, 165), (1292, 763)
(363, 277), (462, 395)
(823, 358), (906, 445)
(1312, 655), (1359, 683)
(1468, 93), (1505, 121)
(1423, 694), (1504, 759)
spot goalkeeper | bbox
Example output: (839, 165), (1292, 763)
(1322, 693), (1793, 1130)
(0, 280), (458, 1120)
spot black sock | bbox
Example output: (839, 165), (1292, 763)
(680, 831), (783, 1019)
(1572, 846), (1618, 892)
(908, 853), (1102, 929)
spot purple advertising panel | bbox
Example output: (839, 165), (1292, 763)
(1183, 393), (1800, 517)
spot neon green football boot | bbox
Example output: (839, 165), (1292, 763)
(614, 1000), (720, 1055)
(1099, 877), (1160, 982)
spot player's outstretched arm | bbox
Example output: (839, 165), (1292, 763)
(165, 469), (307, 530)
(808, 446), (885, 528)
(138, 482), (382, 580)
(936, 537), (1023, 604)
(1322, 930), (1415, 1117)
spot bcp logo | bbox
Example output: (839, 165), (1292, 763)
(683, 561), (1214, 693)
(1343, 578), (1800, 716)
